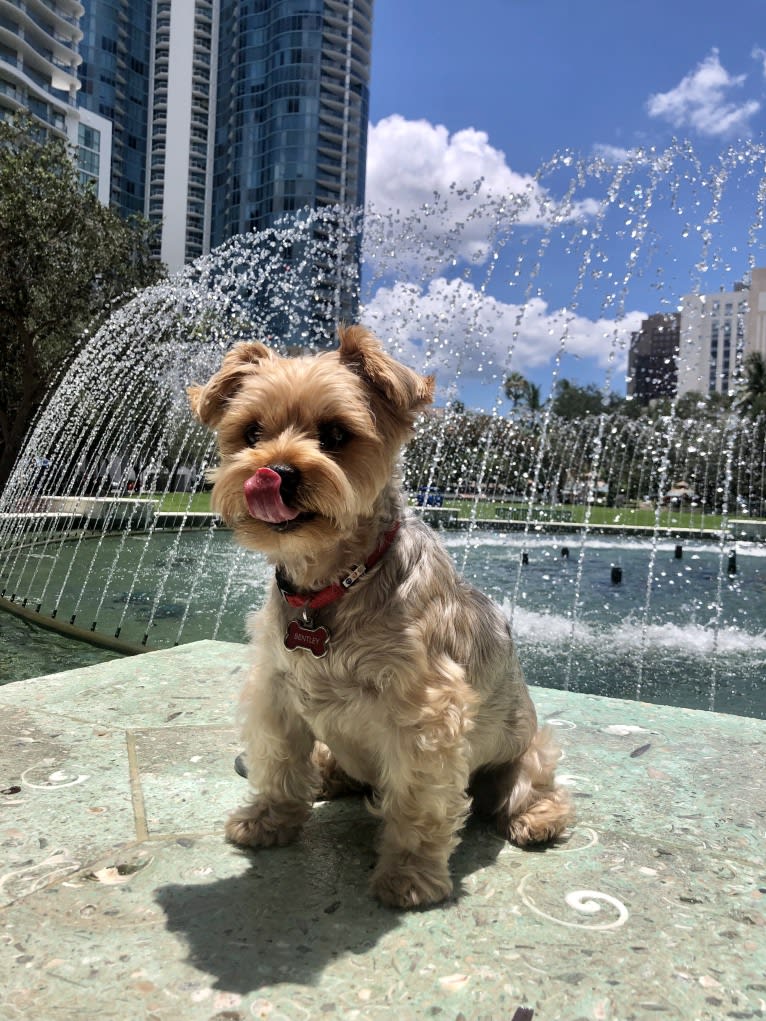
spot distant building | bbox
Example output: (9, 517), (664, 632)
(627, 313), (679, 404)
(77, 0), (373, 289)
(746, 267), (766, 361)
(677, 278), (754, 397)
(0, 0), (112, 200)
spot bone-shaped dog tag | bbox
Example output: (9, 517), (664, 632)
(284, 619), (331, 658)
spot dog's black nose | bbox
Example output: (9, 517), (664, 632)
(268, 463), (301, 503)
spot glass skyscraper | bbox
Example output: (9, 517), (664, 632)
(78, 0), (152, 216)
(212, 0), (371, 244)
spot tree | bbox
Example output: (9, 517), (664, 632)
(0, 115), (164, 488)
(550, 379), (606, 419)
(524, 381), (542, 413)
(504, 371), (543, 413)
(735, 351), (766, 418)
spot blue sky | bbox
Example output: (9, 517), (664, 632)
(359, 0), (766, 409)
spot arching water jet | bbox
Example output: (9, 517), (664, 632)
(1, 144), (765, 717)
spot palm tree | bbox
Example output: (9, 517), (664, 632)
(504, 372), (542, 414)
(525, 381), (542, 413)
(735, 351), (766, 417)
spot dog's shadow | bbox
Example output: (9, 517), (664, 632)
(155, 802), (507, 995)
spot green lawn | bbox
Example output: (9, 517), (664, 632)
(437, 499), (726, 532)
(139, 491), (213, 513)
(141, 491), (736, 531)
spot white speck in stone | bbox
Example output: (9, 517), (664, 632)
(699, 975), (723, 989)
(439, 973), (471, 992)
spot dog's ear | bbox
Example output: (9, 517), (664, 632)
(338, 325), (435, 412)
(188, 341), (273, 427)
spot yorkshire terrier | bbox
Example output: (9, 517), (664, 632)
(188, 325), (572, 909)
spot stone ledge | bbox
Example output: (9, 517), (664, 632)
(0, 641), (764, 1020)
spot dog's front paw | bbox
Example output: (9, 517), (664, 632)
(371, 857), (453, 909)
(225, 797), (308, 849)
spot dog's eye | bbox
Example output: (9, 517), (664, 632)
(318, 422), (350, 452)
(244, 422), (262, 447)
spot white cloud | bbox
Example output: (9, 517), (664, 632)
(361, 116), (644, 398)
(646, 49), (760, 137)
(753, 46), (766, 78)
(361, 277), (645, 388)
(592, 143), (633, 165)
(591, 143), (646, 166)
(364, 115), (599, 267)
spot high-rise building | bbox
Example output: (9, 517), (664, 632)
(746, 268), (766, 361)
(211, 0), (371, 244)
(678, 281), (750, 397)
(145, 0), (216, 268)
(77, 0), (152, 216)
(0, 0), (112, 198)
(75, 105), (112, 202)
(77, 0), (373, 280)
(0, 0), (83, 138)
(627, 313), (679, 405)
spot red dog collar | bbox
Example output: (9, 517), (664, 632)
(276, 520), (401, 613)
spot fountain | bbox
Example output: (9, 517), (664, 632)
(1, 142), (766, 718)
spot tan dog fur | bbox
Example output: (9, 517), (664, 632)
(189, 325), (572, 908)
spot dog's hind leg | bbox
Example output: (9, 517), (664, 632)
(472, 726), (573, 846)
(312, 742), (371, 800)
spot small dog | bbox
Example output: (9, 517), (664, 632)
(188, 325), (572, 908)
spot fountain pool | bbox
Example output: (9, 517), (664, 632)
(2, 525), (763, 718)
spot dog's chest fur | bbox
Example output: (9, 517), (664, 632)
(258, 596), (399, 783)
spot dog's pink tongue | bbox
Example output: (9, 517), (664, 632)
(244, 468), (300, 523)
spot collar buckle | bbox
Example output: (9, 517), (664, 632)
(341, 563), (367, 588)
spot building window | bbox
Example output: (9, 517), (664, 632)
(78, 121), (101, 190)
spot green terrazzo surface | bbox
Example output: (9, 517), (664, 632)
(1, 641), (764, 1020)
